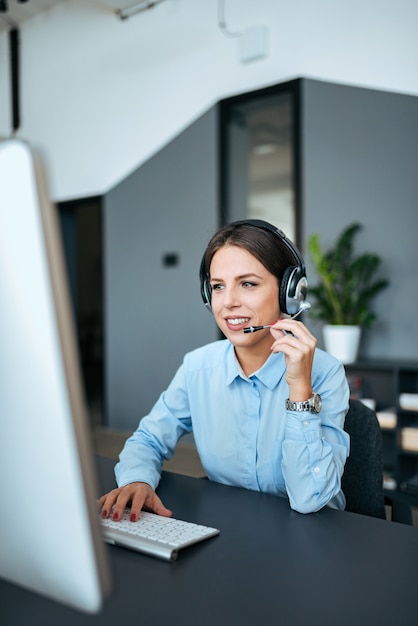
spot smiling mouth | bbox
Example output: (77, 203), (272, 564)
(225, 317), (250, 329)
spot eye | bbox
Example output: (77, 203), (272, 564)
(242, 281), (257, 288)
(211, 283), (224, 291)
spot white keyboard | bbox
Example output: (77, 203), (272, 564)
(100, 509), (220, 562)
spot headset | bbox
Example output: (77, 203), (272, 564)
(199, 219), (309, 316)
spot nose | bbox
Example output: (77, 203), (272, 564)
(223, 284), (240, 308)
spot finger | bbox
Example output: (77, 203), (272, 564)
(270, 334), (306, 355)
(98, 489), (119, 507)
(147, 494), (173, 518)
(99, 489), (121, 518)
(270, 326), (316, 351)
(271, 318), (313, 339)
(141, 488), (173, 517)
(129, 487), (173, 521)
(111, 488), (137, 521)
(127, 486), (149, 522)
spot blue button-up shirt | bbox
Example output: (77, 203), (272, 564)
(115, 340), (350, 513)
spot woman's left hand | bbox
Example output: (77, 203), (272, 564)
(269, 319), (317, 400)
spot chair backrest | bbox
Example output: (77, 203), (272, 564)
(342, 399), (386, 519)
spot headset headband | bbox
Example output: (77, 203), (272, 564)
(230, 219), (305, 272)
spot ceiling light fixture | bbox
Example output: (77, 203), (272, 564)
(115, 0), (167, 21)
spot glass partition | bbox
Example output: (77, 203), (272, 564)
(219, 81), (300, 245)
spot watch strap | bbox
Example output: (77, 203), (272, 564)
(286, 393), (322, 413)
(286, 399), (312, 412)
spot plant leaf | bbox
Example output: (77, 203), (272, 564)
(307, 223), (389, 327)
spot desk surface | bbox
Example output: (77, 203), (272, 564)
(1, 456), (418, 626)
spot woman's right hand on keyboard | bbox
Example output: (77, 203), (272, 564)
(98, 482), (173, 523)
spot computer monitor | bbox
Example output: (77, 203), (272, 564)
(0, 139), (111, 613)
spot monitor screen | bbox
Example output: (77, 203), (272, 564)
(0, 139), (111, 613)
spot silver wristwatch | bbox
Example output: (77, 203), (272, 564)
(286, 393), (322, 414)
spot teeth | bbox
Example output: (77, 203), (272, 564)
(228, 318), (250, 325)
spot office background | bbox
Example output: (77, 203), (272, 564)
(1, 1), (417, 432)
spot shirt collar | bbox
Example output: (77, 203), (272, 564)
(225, 343), (242, 385)
(224, 343), (286, 390)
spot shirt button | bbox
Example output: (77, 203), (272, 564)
(314, 466), (321, 473)
(303, 420), (309, 427)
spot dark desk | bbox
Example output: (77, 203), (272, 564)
(1, 456), (418, 626)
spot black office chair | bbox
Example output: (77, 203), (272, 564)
(342, 399), (413, 524)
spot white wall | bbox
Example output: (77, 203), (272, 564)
(0, 0), (417, 201)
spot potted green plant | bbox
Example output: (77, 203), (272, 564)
(307, 222), (389, 363)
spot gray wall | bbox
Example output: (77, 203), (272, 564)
(301, 79), (418, 359)
(104, 108), (219, 430)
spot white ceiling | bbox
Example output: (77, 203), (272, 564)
(0, 0), (138, 33)
(0, 0), (63, 31)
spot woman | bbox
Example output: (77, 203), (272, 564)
(99, 220), (350, 520)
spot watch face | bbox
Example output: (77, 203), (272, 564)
(313, 394), (322, 413)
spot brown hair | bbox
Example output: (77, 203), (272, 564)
(204, 222), (297, 284)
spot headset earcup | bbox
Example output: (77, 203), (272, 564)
(199, 255), (212, 312)
(280, 266), (307, 315)
(202, 279), (212, 312)
(279, 266), (295, 314)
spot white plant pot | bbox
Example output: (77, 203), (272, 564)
(323, 325), (361, 364)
